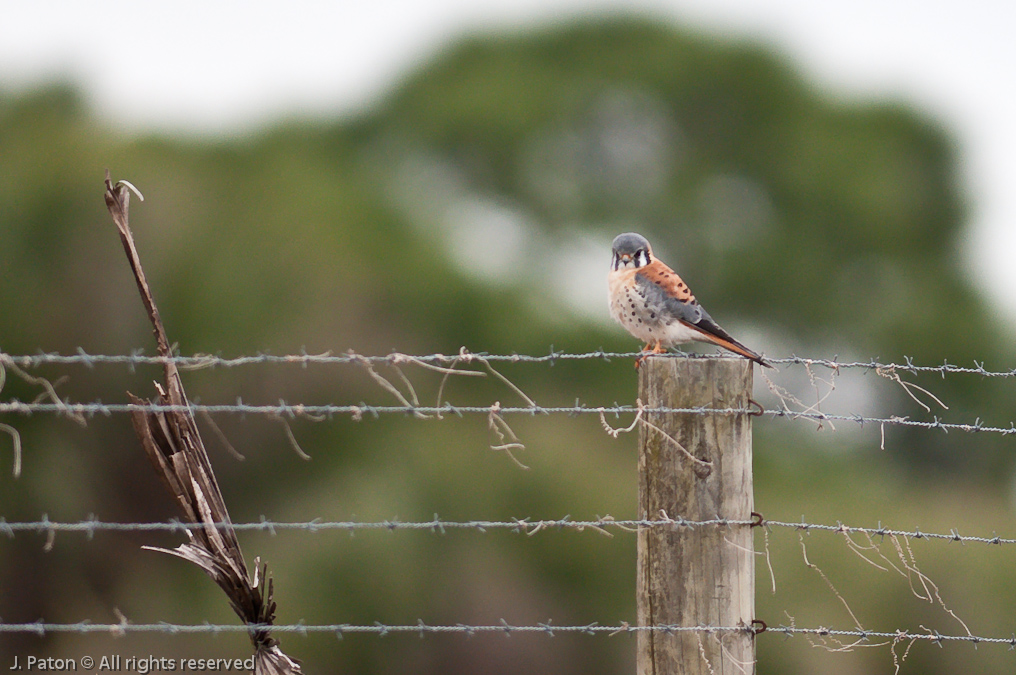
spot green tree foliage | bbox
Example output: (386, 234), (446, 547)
(2, 16), (1015, 675)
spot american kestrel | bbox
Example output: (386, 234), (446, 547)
(608, 232), (770, 367)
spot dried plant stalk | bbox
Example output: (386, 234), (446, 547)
(104, 171), (301, 674)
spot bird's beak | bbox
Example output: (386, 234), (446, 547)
(613, 252), (634, 271)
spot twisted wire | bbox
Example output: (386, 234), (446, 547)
(3, 350), (1015, 377)
(0, 400), (1010, 436)
(0, 620), (1012, 647)
(2, 515), (1013, 546)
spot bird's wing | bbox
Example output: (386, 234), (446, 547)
(637, 261), (696, 303)
(635, 266), (771, 367)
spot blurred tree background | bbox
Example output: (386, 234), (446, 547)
(2, 16), (1016, 674)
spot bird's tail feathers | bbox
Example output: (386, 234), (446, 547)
(700, 332), (773, 368)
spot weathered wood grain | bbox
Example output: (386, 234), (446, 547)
(637, 356), (755, 675)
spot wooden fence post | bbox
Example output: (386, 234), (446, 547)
(637, 356), (755, 675)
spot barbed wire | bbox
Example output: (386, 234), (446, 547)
(0, 620), (713, 637)
(3, 515), (1014, 546)
(0, 620), (1013, 647)
(0, 399), (1011, 436)
(3, 350), (1016, 378)
(5, 350), (1015, 661)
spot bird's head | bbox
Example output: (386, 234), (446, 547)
(611, 232), (653, 271)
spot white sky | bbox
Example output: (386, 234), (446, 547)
(3, 0), (1015, 323)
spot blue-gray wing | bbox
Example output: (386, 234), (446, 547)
(634, 271), (770, 366)
(634, 272), (709, 326)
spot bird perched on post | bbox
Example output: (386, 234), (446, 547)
(608, 232), (770, 367)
